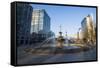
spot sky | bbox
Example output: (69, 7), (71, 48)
(30, 4), (96, 38)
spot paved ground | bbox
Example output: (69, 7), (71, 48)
(17, 43), (97, 65)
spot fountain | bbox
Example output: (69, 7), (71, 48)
(39, 36), (56, 48)
(56, 32), (65, 48)
(37, 25), (65, 48)
(27, 25), (92, 54)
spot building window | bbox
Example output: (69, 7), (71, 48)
(20, 40), (24, 44)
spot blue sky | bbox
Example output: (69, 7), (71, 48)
(30, 4), (96, 37)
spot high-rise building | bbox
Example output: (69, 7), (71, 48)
(16, 3), (33, 45)
(81, 14), (96, 44)
(30, 9), (51, 42)
(31, 9), (50, 34)
(30, 9), (56, 43)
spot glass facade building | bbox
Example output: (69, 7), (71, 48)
(81, 15), (96, 44)
(31, 9), (50, 34)
(16, 3), (33, 45)
(30, 9), (55, 43)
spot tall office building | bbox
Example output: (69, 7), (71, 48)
(81, 14), (96, 44)
(16, 3), (33, 45)
(31, 9), (51, 39)
(31, 9), (50, 33)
